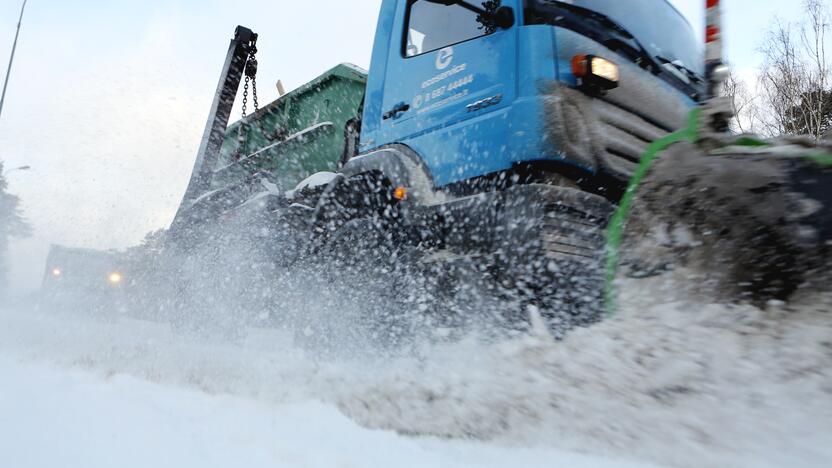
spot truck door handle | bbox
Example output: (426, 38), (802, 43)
(383, 102), (411, 120)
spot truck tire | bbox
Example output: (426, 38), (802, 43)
(496, 184), (613, 338)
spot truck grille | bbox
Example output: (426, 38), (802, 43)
(591, 98), (671, 178)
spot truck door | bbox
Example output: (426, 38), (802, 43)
(376, 0), (518, 184)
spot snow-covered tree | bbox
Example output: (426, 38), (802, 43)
(0, 160), (32, 296)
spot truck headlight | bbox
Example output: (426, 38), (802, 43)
(571, 55), (620, 90)
(51, 267), (62, 277)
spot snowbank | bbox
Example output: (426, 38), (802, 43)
(0, 357), (652, 468)
(337, 278), (832, 468)
(1, 278), (830, 468)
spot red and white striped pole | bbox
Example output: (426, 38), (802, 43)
(705, 0), (723, 64)
(705, 0), (728, 99)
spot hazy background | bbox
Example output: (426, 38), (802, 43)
(0, 1), (800, 292)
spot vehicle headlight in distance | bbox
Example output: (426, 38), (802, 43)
(51, 267), (62, 277)
(108, 272), (123, 285)
(571, 54), (620, 90)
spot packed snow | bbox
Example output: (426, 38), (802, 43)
(2, 358), (656, 468)
(1, 272), (830, 468)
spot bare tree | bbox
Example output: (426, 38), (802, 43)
(802, 0), (830, 134)
(722, 69), (759, 133)
(757, 0), (832, 139)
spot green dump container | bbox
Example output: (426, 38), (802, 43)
(211, 63), (367, 193)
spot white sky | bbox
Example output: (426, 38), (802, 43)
(0, 1), (803, 291)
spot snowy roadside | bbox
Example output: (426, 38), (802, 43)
(0, 357), (655, 468)
(1, 279), (830, 468)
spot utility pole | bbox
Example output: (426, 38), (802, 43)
(0, 0), (28, 120)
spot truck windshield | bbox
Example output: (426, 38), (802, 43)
(528, 0), (703, 77)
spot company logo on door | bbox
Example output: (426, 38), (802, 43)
(435, 47), (454, 70)
(410, 46), (472, 115)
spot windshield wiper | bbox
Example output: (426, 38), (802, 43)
(544, 1), (661, 72)
(656, 55), (704, 84)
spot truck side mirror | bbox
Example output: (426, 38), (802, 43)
(492, 6), (515, 30)
(424, 1), (514, 30)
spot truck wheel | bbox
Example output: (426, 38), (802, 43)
(496, 184), (613, 338)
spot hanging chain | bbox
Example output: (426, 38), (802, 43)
(251, 77), (259, 113)
(241, 46), (259, 119)
(242, 76), (250, 118)
(236, 41), (260, 160)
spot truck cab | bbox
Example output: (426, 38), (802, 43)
(321, 0), (707, 332)
(351, 0), (704, 199)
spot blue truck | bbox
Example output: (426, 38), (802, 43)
(167, 0), (831, 340)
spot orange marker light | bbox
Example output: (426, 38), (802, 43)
(572, 54), (589, 77)
(393, 186), (408, 201)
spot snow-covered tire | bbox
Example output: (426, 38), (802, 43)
(496, 184), (613, 338)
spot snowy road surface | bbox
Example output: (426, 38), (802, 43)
(1, 281), (830, 468)
(0, 357), (653, 468)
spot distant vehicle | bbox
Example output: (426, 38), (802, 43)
(42, 245), (126, 310)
